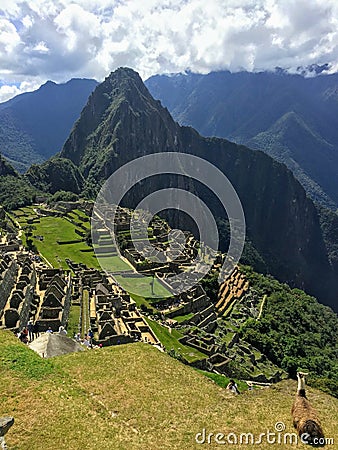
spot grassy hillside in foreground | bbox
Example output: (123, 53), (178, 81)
(1, 331), (337, 450)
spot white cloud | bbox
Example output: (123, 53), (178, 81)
(0, 80), (41, 102)
(0, 17), (21, 53)
(0, 84), (21, 103)
(0, 0), (337, 99)
(31, 41), (50, 53)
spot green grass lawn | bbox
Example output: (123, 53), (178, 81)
(171, 313), (194, 323)
(67, 304), (80, 339)
(114, 274), (171, 298)
(129, 294), (157, 312)
(11, 209), (131, 272)
(10, 207), (140, 273)
(30, 216), (100, 269)
(81, 290), (90, 338)
(195, 369), (248, 392)
(145, 318), (207, 363)
(95, 254), (131, 272)
(1, 330), (338, 450)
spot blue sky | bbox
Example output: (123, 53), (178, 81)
(0, 0), (338, 102)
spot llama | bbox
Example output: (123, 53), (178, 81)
(291, 372), (324, 445)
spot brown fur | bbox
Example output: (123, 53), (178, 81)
(291, 373), (324, 444)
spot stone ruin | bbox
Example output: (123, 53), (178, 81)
(67, 262), (159, 347)
(1, 256), (36, 330)
(36, 271), (72, 332)
(0, 256), (72, 334)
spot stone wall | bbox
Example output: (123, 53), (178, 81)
(0, 258), (18, 312)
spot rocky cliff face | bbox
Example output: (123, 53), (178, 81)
(46, 68), (337, 309)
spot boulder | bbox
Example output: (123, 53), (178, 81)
(0, 417), (14, 437)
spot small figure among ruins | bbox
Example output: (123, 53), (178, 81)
(74, 332), (81, 342)
(19, 327), (28, 344)
(82, 335), (91, 348)
(87, 328), (94, 344)
(58, 325), (67, 335)
(27, 319), (34, 342)
(33, 322), (40, 339)
(226, 379), (240, 395)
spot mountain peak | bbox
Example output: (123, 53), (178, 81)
(100, 67), (150, 102)
(107, 66), (142, 80)
(39, 80), (57, 90)
(60, 68), (177, 169)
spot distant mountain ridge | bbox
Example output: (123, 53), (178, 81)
(27, 67), (338, 310)
(145, 70), (338, 209)
(0, 78), (98, 172)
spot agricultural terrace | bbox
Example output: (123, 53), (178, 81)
(10, 206), (130, 272)
(145, 318), (208, 363)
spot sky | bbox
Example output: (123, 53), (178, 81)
(0, 0), (338, 102)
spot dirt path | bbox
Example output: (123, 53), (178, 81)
(257, 294), (267, 320)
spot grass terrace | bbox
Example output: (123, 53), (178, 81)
(129, 294), (157, 313)
(11, 207), (131, 272)
(67, 304), (80, 339)
(95, 254), (132, 272)
(171, 313), (194, 323)
(145, 318), (208, 363)
(113, 274), (171, 298)
(30, 216), (99, 269)
(73, 209), (90, 219)
(195, 369), (248, 392)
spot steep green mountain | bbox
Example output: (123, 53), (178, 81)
(0, 78), (98, 172)
(26, 157), (84, 194)
(31, 68), (337, 310)
(0, 154), (38, 209)
(0, 153), (16, 177)
(60, 68), (179, 189)
(318, 206), (338, 274)
(145, 70), (338, 209)
(239, 266), (338, 396)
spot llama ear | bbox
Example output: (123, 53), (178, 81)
(298, 371), (309, 377)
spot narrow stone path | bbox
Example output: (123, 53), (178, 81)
(257, 294), (267, 320)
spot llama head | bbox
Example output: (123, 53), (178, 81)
(297, 372), (309, 393)
(297, 371), (309, 380)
